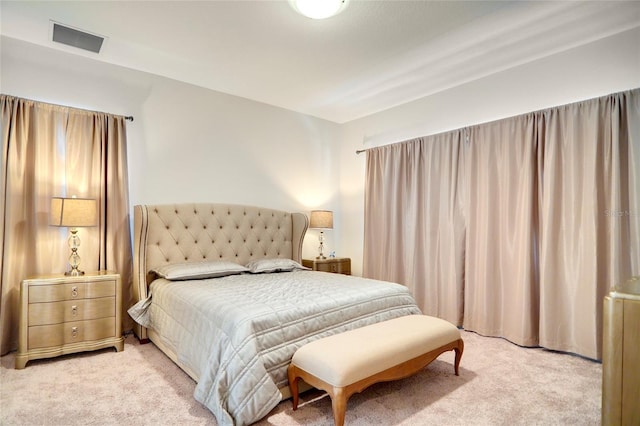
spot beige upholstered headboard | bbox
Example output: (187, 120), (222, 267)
(132, 203), (308, 340)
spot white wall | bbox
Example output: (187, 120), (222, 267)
(339, 27), (640, 276)
(3, 27), (640, 274)
(0, 36), (341, 260)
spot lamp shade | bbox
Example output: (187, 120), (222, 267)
(310, 210), (333, 229)
(50, 197), (97, 227)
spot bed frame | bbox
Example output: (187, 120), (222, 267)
(131, 203), (309, 380)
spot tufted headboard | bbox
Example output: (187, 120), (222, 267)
(131, 203), (309, 340)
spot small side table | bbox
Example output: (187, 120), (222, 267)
(15, 271), (124, 369)
(303, 258), (351, 275)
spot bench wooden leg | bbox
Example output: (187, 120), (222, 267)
(289, 364), (350, 425)
(329, 387), (347, 426)
(288, 365), (300, 410)
(454, 338), (464, 376)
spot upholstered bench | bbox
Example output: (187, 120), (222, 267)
(287, 315), (464, 426)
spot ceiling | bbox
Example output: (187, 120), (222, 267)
(1, 1), (639, 123)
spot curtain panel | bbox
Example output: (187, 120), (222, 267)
(364, 89), (639, 360)
(463, 115), (540, 347)
(364, 131), (466, 326)
(537, 92), (640, 358)
(0, 95), (133, 355)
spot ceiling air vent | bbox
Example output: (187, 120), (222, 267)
(51, 22), (105, 54)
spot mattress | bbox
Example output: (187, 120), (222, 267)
(131, 269), (421, 425)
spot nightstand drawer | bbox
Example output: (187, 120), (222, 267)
(315, 261), (350, 274)
(29, 280), (115, 303)
(28, 317), (116, 349)
(303, 258), (351, 275)
(28, 297), (116, 326)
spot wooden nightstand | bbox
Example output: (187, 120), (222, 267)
(15, 271), (124, 369)
(303, 258), (351, 275)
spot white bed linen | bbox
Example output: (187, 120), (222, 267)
(131, 270), (421, 425)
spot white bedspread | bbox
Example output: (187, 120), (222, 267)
(130, 270), (421, 425)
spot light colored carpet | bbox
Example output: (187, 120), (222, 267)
(1, 330), (601, 425)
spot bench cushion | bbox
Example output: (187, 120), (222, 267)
(291, 314), (460, 387)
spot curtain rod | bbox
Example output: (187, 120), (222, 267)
(355, 149), (366, 155)
(0, 95), (135, 122)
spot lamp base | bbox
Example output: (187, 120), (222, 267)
(66, 228), (84, 276)
(316, 231), (327, 260)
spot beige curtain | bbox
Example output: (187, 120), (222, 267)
(538, 92), (640, 359)
(364, 89), (639, 360)
(463, 115), (540, 347)
(364, 131), (466, 326)
(0, 95), (133, 355)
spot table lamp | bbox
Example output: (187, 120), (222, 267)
(50, 196), (97, 276)
(309, 210), (333, 259)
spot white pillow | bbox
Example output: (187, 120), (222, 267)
(245, 258), (309, 274)
(153, 260), (249, 281)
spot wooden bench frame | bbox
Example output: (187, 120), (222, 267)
(288, 338), (464, 426)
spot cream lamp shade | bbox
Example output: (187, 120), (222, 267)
(309, 210), (333, 229)
(50, 197), (97, 276)
(50, 197), (97, 227)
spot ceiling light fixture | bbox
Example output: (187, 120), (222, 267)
(289, 0), (349, 20)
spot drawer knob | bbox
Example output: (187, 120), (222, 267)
(71, 326), (78, 338)
(71, 286), (78, 298)
(71, 305), (78, 316)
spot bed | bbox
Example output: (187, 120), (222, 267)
(129, 203), (421, 425)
